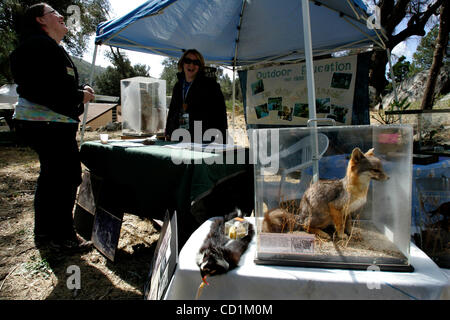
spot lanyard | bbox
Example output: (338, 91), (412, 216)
(183, 80), (193, 103)
(182, 80), (193, 112)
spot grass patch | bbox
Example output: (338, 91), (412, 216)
(226, 99), (244, 115)
(23, 255), (52, 279)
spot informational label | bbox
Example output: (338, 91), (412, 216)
(246, 55), (357, 125)
(259, 233), (315, 255)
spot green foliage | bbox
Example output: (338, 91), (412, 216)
(409, 25), (440, 76)
(71, 56), (106, 85)
(390, 56), (411, 83)
(160, 58), (178, 94)
(390, 97), (412, 112)
(371, 97), (411, 124)
(94, 48), (150, 97)
(385, 55), (411, 93)
(219, 72), (243, 106)
(226, 99), (244, 115)
(0, 0), (23, 85)
(219, 72), (233, 101)
(24, 255), (52, 279)
(0, 0), (110, 86)
(62, 0), (111, 57)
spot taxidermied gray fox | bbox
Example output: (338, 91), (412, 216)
(263, 148), (389, 239)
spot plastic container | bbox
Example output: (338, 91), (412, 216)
(249, 124), (414, 271)
(121, 77), (166, 136)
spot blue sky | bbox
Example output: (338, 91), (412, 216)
(83, 0), (165, 78)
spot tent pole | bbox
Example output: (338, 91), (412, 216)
(386, 48), (398, 101)
(387, 48), (401, 122)
(229, 0), (246, 144)
(301, 0), (319, 183)
(232, 65), (236, 134)
(80, 44), (98, 146)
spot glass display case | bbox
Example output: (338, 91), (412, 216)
(249, 124), (414, 271)
(120, 77), (166, 136)
(385, 109), (450, 159)
(413, 176), (450, 268)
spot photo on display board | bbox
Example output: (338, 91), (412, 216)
(254, 103), (269, 119)
(251, 79), (265, 95)
(330, 72), (352, 89)
(76, 170), (102, 215)
(330, 104), (349, 123)
(268, 97), (282, 111)
(91, 207), (124, 262)
(293, 103), (309, 118)
(316, 97), (331, 114)
(278, 106), (293, 121)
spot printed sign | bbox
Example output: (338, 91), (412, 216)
(246, 55), (357, 125)
(91, 207), (124, 262)
(259, 232), (315, 255)
(144, 210), (178, 300)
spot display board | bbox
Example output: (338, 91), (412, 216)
(144, 210), (178, 300)
(245, 55), (358, 126)
(91, 207), (124, 262)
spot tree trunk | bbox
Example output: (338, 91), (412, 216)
(369, 49), (389, 106)
(420, 3), (449, 110)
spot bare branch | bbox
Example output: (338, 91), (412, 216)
(389, 0), (444, 48)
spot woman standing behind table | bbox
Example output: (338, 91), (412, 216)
(10, 3), (94, 250)
(165, 49), (228, 143)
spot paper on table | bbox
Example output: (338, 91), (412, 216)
(101, 139), (147, 147)
(164, 142), (243, 153)
(99, 136), (158, 147)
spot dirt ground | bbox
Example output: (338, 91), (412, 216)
(0, 113), (248, 300)
(0, 135), (160, 300)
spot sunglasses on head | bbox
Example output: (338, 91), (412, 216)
(183, 57), (201, 66)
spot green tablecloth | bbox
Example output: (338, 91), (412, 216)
(79, 140), (254, 243)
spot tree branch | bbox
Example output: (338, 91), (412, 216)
(389, 0), (412, 30)
(389, 0), (444, 48)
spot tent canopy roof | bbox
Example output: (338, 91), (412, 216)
(95, 0), (383, 67)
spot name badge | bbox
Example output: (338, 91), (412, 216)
(66, 67), (75, 77)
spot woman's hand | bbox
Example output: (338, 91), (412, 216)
(82, 85), (95, 103)
(82, 90), (95, 103)
(83, 85), (95, 94)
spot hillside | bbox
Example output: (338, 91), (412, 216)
(71, 56), (107, 85)
(378, 65), (450, 110)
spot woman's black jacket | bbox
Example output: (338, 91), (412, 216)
(165, 71), (228, 142)
(10, 33), (85, 122)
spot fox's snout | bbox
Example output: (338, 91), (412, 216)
(371, 170), (389, 181)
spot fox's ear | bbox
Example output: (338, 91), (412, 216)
(350, 147), (365, 162)
(365, 148), (375, 157)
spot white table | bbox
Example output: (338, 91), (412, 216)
(164, 218), (449, 300)
(441, 268), (450, 300)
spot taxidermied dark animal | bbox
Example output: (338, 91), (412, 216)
(196, 209), (254, 279)
(263, 148), (389, 240)
(429, 202), (450, 231)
